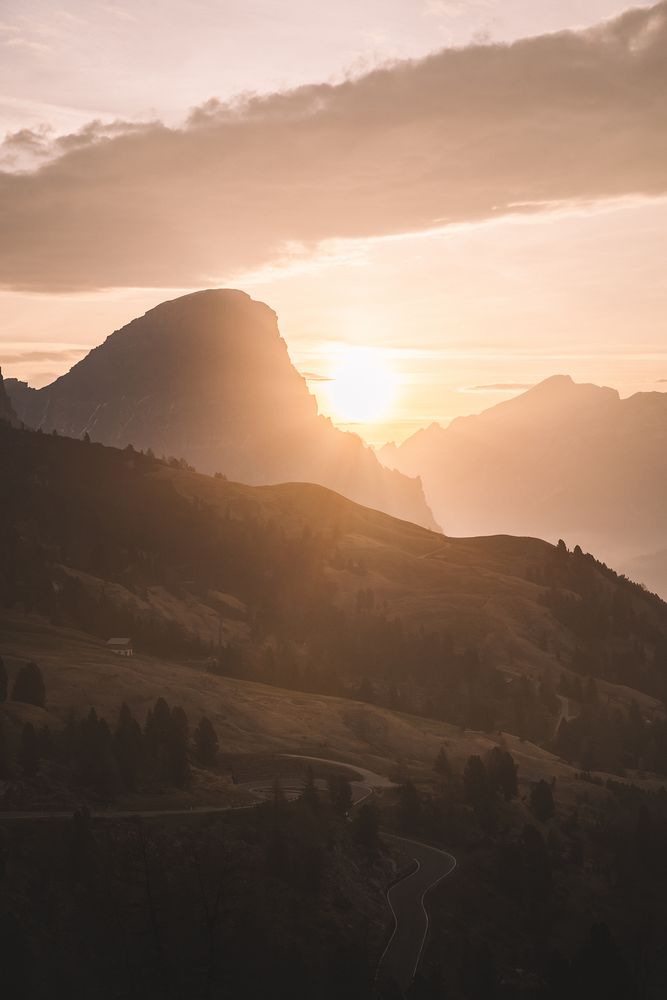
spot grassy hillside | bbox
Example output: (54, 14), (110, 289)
(2, 422), (667, 777)
(0, 610), (570, 784)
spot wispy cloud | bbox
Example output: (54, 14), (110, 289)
(4, 36), (51, 52)
(1, 2), (667, 291)
(462, 382), (534, 393)
(1, 345), (87, 364)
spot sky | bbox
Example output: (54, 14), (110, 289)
(1, 0), (666, 445)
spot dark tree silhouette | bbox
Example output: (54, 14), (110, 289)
(194, 715), (219, 765)
(486, 747), (518, 801)
(166, 708), (191, 788)
(530, 779), (555, 821)
(299, 765), (321, 813)
(113, 702), (143, 790)
(434, 745), (452, 779)
(327, 774), (353, 815)
(570, 923), (632, 1000)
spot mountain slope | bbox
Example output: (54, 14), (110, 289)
(5, 288), (437, 530)
(380, 375), (667, 596)
(0, 367), (17, 425)
(2, 421), (666, 768)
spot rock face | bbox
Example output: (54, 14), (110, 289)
(380, 374), (667, 595)
(6, 289), (437, 530)
(0, 368), (17, 425)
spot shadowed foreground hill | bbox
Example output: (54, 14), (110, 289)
(5, 287), (437, 531)
(2, 420), (667, 775)
(380, 375), (667, 597)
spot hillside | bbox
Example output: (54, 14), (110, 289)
(380, 375), (667, 597)
(2, 421), (667, 778)
(0, 609), (580, 788)
(4, 288), (437, 531)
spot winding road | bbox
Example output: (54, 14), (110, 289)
(282, 755), (458, 995)
(0, 752), (456, 996)
(376, 834), (456, 995)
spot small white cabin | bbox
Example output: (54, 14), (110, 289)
(106, 637), (133, 657)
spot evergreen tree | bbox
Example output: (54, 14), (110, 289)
(166, 708), (190, 788)
(485, 747), (518, 801)
(530, 779), (555, 822)
(171, 705), (189, 741)
(299, 765), (321, 813)
(113, 703), (143, 791)
(434, 745), (452, 779)
(152, 697), (172, 738)
(12, 661), (45, 707)
(194, 715), (219, 765)
(327, 774), (353, 815)
(76, 709), (119, 800)
(19, 723), (39, 777)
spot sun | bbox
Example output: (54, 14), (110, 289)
(327, 347), (397, 424)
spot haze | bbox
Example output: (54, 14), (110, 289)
(2, 1), (667, 444)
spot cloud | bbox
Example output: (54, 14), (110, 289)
(1, 2), (667, 291)
(463, 383), (534, 393)
(0, 118), (157, 169)
(1, 346), (87, 364)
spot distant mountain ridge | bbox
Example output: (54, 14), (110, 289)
(0, 367), (17, 425)
(5, 289), (437, 530)
(380, 375), (667, 597)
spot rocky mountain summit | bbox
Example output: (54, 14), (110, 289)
(6, 289), (437, 530)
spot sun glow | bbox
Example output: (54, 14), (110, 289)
(326, 347), (397, 424)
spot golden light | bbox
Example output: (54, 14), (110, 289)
(327, 347), (397, 424)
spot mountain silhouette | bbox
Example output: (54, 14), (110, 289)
(0, 367), (17, 425)
(380, 375), (667, 596)
(5, 289), (437, 530)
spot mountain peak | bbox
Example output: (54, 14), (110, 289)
(5, 290), (438, 532)
(0, 367), (18, 425)
(525, 373), (618, 402)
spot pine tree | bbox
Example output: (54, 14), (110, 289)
(486, 747), (518, 801)
(113, 703), (143, 791)
(194, 715), (219, 765)
(77, 709), (119, 800)
(299, 765), (321, 812)
(327, 773), (352, 815)
(171, 705), (189, 741)
(434, 745), (452, 779)
(166, 708), (190, 788)
(12, 661), (45, 707)
(530, 779), (555, 822)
